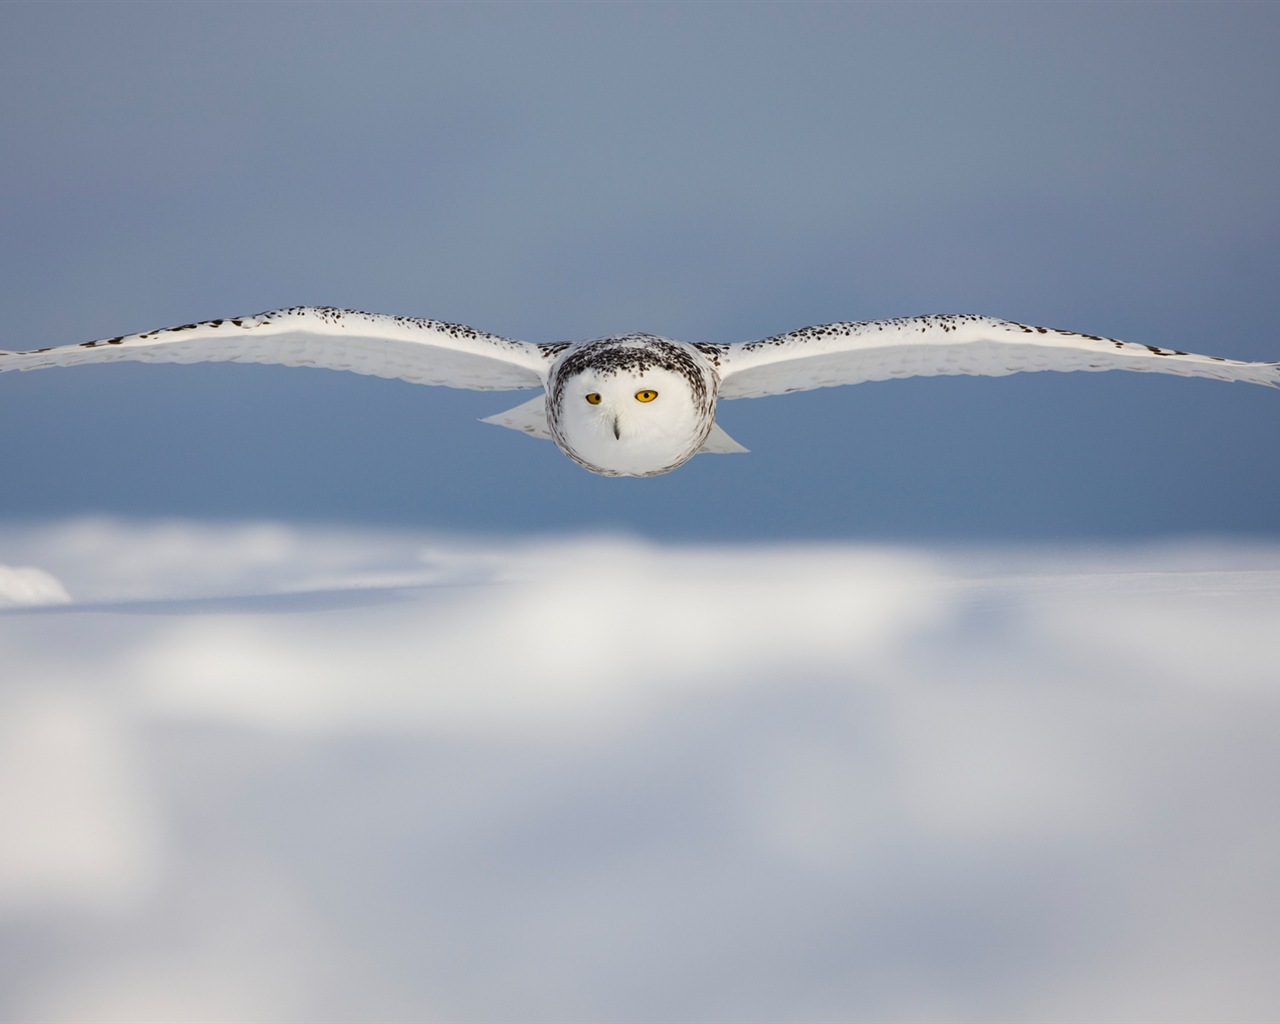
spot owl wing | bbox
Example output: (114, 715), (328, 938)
(0, 306), (551, 391)
(714, 314), (1280, 399)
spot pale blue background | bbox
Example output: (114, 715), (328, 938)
(2, 1), (1278, 539)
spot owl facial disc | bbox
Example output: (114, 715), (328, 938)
(546, 336), (718, 477)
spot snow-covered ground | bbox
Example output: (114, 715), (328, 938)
(1, 520), (1278, 1023)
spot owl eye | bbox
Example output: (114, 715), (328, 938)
(635, 389), (658, 403)
(585, 393), (602, 405)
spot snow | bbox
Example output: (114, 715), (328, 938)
(0, 564), (70, 608)
(1, 520), (1279, 1022)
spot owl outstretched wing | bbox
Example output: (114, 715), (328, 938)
(0, 306), (551, 391)
(715, 314), (1280, 399)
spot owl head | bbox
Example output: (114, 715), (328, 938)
(547, 336), (718, 477)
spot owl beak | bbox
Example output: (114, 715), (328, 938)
(611, 414), (621, 440)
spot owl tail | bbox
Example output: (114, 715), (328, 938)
(480, 395), (553, 439)
(697, 423), (749, 454)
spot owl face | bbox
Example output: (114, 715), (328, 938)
(547, 338), (718, 477)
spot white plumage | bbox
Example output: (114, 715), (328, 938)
(2, 306), (1276, 476)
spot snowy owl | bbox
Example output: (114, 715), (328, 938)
(2, 307), (1277, 476)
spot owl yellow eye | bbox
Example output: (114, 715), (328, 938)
(585, 393), (602, 405)
(635, 389), (658, 403)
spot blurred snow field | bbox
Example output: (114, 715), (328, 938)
(0, 564), (70, 608)
(1, 519), (1278, 1023)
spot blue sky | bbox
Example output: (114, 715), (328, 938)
(2, 2), (1278, 539)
